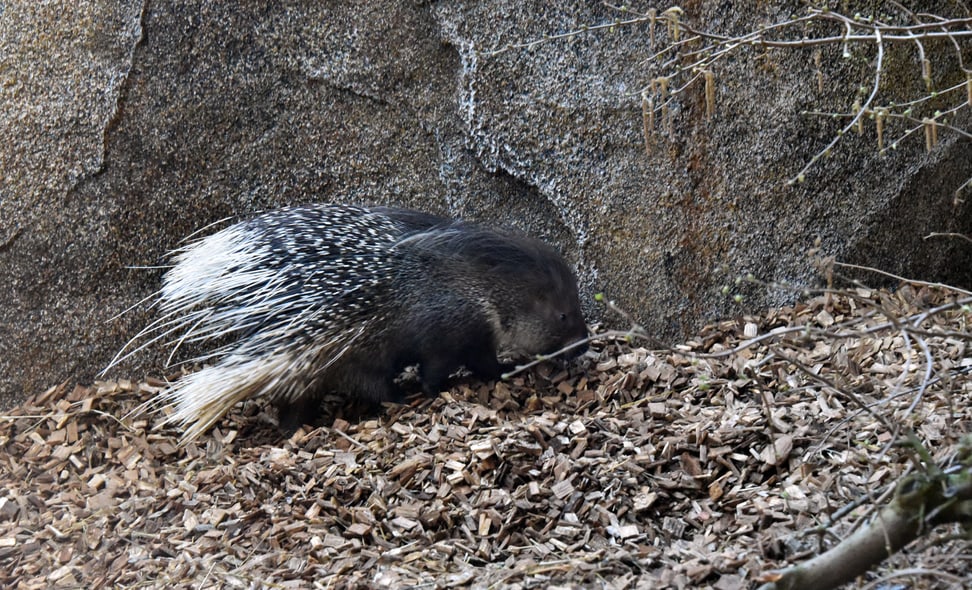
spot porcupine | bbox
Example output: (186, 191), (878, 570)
(112, 203), (588, 443)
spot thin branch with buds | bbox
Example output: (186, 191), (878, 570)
(485, 3), (972, 186)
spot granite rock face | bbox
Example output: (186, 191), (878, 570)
(2, 1), (970, 405)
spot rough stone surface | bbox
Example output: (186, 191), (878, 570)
(2, 1), (970, 406)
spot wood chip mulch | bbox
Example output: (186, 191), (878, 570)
(3, 284), (972, 589)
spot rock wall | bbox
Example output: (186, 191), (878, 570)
(1, 0), (970, 405)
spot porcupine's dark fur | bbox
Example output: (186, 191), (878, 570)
(110, 204), (588, 442)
